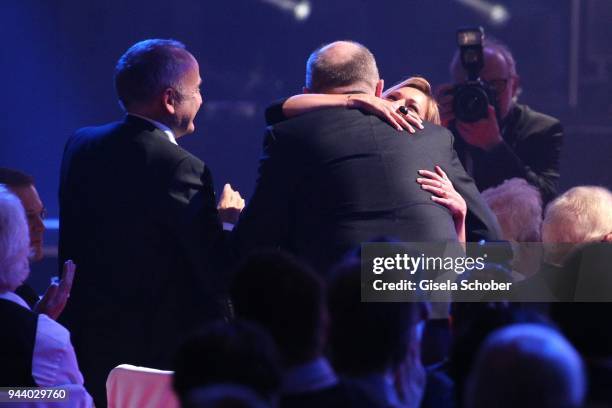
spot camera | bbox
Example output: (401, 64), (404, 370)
(451, 27), (498, 123)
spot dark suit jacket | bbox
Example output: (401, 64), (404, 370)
(234, 108), (501, 274)
(453, 103), (563, 205)
(58, 115), (226, 402)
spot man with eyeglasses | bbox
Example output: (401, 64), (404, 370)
(0, 167), (74, 320)
(437, 39), (563, 205)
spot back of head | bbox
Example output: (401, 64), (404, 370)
(542, 186), (612, 264)
(173, 320), (281, 405)
(230, 250), (324, 366)
(305, 41), (379, 94)
(327, 257), (420, 376)
(114, 38), (194, 110)
(0, 168), (34, 190)
(0, 185), (30, 292)
(466, 323), (585, 408)
(184, 384), (271, 408)
(481, 178), (542, 242)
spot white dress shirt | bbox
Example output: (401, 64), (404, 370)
(0, 291), (93, 406)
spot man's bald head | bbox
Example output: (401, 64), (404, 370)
(305, 41), (380, 94)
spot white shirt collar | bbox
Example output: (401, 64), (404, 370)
(128, 113), (177, 145)
(0, 291), (31, 310)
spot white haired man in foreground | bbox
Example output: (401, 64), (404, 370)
(542, 185), (612, 265)
(0, 185), (92, 406)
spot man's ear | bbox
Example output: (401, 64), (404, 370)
(162, 88), (177, 114)
(375, 79), (384, 97)
(302, 86), (310, 94)
(602, 232), (612, 242)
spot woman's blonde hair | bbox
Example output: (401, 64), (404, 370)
(383, 76), (441, 125)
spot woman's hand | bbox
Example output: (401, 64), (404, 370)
(348, 94), (424, 133)
(417, 166), (467, 242)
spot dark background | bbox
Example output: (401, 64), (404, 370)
(0, 0), (610, 221)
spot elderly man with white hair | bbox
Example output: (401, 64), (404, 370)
(465, 323), (586, 408)
(0, 185), (92, 405)
(542, 185), (612, 265)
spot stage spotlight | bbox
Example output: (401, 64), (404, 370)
(456, 0), (510, 26)
(294, 1), (311, 21)
(260, 0), (312, 22)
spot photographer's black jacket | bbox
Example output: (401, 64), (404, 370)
(452, 103), (563, 204)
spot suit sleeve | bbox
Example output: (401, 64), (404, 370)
(482, 121), (563, 204)
(162, 156), (228, 294)
(444, 130), (503, 242)
(264, 97), (290, 126)
(232, 127), (293, 257)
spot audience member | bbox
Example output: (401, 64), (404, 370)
(173, 320), (281, 407)
(58, 39), (244, 405)
(0, 185), (93, 405)
(481, 178), (542, 243)
(437, 38), (563, 204)
(465, 324), (585, 408)
(541, 185), (612, 265)
(551, 256), (612, 406)
(327, 257), (426, 408)
(231, 250), (369, 408)
(448, 302), (549, 407)
(184, 384), (271, 408)
(0, 167), (74, 319)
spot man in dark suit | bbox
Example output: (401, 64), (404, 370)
(234, 41), (500, 274)
(58, 39), (243, 406)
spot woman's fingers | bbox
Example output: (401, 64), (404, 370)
(391, 110), (415, 133)
(417, 169), (444, 181)
(420, 184), (447, 197)
(416, 178), (444, 188)
(434, 165), (449, 180)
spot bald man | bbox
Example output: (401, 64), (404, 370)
(234, 41), (500, 274)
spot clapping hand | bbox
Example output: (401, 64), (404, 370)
(217, 183), (245, 224)
(34, 260), (75, 320)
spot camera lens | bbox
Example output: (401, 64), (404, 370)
(453, 83), (491, 123)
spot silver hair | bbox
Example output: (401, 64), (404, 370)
(542, 186), (612, 264)
(0, 185), (30, 292)
(481, 178), (542, 242)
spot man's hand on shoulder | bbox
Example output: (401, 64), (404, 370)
(217, 183), (245, 224)
(455, 105), (503, 151)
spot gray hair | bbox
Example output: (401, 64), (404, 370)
(481, 178), (542, 242)
(542, 186), (612, 264)
(0, 185), (30, 292)
(466, 324), (585, 408)
(305, 41), (379, 93)
(114, 39), (195, 109)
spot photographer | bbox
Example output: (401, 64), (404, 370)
(437, 35), (563, 205)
